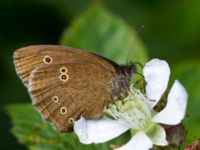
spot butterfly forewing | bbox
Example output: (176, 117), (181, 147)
(14, 45), (119, 86)
(14, 45), (120, 132)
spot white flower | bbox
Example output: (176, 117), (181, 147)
(74, 59), (188, 150)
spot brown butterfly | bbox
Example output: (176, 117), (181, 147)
(14, 45), (136, 132)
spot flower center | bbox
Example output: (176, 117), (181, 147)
(104, 85), (152, 131)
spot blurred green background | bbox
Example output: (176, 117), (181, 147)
(0, 0), (200, 149)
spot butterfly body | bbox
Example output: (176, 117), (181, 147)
(14, 45), (135, 132)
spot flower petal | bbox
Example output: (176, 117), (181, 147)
(152, 80), (188, 125)
(116, 131), (153, 150)
(143, 59), (170, 107)
(146, 123), (168, 146)
(74, 117), (129, 144)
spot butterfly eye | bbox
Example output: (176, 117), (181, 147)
(43, 55), (53, 64)
(59, 67), (68, 73)
(59, 74), (69, 82)
(60, 107), (67, 115)
(52, 96), (59, 103)
(68, 118), (75, 124)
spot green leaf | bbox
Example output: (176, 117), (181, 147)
(60, 4), (148, 65)
(171, 61), (200, 145)
(5, 104), (130, 150)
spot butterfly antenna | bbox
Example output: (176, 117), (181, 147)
(126, 25), (145, 65)
(133, 61), (143, 68)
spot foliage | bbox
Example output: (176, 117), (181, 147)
(171, 61), (200, 145)
(5, 104), (130, 150)
(60, 4), (148, 64)
(3, 2), (200, 150)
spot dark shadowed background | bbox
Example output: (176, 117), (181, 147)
(0, 0), (200, 149)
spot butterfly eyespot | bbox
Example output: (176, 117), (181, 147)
(43, 55), (53, 64)
(68, 118), (74, 124)
(59, 74), (69, 82)
(52, 96), (59, 103)
(60, 107), (67, 115)
(59, 67), (68, 73)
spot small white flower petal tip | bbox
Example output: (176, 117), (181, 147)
(74, 117), (129, 144)
(143, 59), (170, 107)
(152, 80), (188, 125)
(115, 132), (153, 150)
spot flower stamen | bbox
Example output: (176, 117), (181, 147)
(104, 86), (152, 131)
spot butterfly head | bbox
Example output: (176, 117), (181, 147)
(120, 63), (136, 78)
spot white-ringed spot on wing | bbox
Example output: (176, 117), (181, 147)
(59, 73), (69, 82)
(59, 67), (68, 73)
(60, 107), (67, 115)
(43, 55), (53, 64)
(68, 118), (75, 124)
(52, 96), (59, 103)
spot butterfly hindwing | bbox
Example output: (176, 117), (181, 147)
(29, 63), (115, 132)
